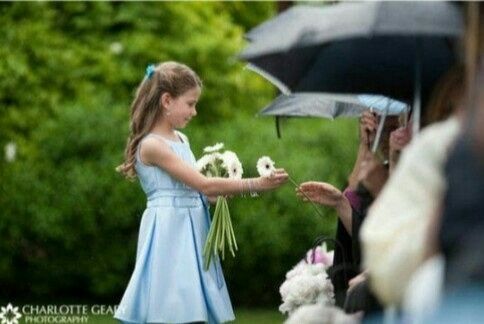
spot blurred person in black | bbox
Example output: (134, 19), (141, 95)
(419, 4), (484, 322)
(438, 1), (484, 291)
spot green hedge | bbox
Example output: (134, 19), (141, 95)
(0, 2), (358, 306)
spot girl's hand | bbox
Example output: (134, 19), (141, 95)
(207, 195), (234, 204)
(207, 195), (219, 204)
(259, 168), (288, 190)
(360, 111), (378, 147)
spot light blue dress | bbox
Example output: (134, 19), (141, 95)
(114, 132), (235, 324)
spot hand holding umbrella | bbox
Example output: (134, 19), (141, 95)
(360, 111), (378, 148)
(389, 125), (413, 172)
(389, 126), (413, 151)
(358, 152), (389, 198)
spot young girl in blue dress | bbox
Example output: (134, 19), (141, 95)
(114, 61), (288, 323)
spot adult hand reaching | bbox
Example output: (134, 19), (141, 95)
(297, 181), (352, 231)
(297, 181), (344, 207)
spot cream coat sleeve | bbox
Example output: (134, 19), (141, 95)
(360, 117), (460, 306)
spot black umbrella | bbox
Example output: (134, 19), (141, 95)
(240, 1), (463, 133)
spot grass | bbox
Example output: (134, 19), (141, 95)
(83, 308), (284, 323)
(234, 308), (284, 324)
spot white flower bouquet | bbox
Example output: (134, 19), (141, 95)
(284, 304), (359, 324)
(197, 143), (243, 270)
(279, 243), (335, 316)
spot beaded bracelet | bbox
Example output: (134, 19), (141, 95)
(249, 179), (259, 197)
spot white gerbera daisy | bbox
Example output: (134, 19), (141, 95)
(196, 153), (220, 172)
(196, 154), (211, 172)
(222, 151), (243, 179)
(256, 156), (275, 177)
(203, 142), (224, 153)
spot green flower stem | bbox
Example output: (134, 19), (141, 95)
(225, 219), (234, 257)
(224, 198), (237, 255)
(204, 196), (222, 269)
(224, 200), (235, 257)
(220, 205), (226, 259)
(226, 199), (238, 251)
(202, 159), (241, 270)
(214, 199), (223, 255)
(288, 176), (326, 219)
(203, 196), (238, 270)
(203, 198), (221, 270)
(219, 203), (226, 252)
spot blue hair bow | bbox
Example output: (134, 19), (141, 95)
(145, 64), (156, 79)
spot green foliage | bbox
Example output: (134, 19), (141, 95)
(0, 1), (358, 306)
(216, 1), (276, 31)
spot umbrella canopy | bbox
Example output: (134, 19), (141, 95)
(244, 2), (462, 57)
(259, 93), (408, 145)
(259, 93), (408, 119)
(240, 2), (464, 131)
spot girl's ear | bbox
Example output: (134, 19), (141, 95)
(160, 92), (172, 110)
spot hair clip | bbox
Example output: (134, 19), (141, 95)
(145, 64), (156, 79)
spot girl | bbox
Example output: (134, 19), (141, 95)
(114, 61), (288, 323)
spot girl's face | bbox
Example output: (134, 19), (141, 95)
(164, 87), (200, 128)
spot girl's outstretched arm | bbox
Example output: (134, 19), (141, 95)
(140, 137), (288, 196)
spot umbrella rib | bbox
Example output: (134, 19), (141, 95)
(245, 63), (292, 95)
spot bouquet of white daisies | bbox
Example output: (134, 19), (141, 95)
(197, 143), (243, 270)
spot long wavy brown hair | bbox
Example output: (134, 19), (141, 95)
(422, 64), (465, 127)
(116, 61), (202, 179)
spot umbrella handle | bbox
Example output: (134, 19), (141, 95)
(371, 105), (388, 153)
(403, 108), (409, 128)
(363, 107), (375, 150)
(412, 38), (422, 136)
